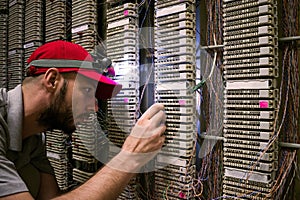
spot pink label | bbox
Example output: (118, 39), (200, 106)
(179, 191), (186, 198)
(179, 99), (186, 105)
(124, 98), (129, 103)
(124, 10), (128, 16)
(259, 101), (269, 108)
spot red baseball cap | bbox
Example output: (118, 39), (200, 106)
(26, 40), (122, 99)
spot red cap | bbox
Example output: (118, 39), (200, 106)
(26, 40), (122, 99)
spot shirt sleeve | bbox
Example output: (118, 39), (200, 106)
(0, 123), (28, 197)
(0, 156), (29, 197)
(5, 134), (55, 198)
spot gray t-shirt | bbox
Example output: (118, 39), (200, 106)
(0, 85), (54, 198)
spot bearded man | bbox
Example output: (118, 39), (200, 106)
(0, 40), (166, 200)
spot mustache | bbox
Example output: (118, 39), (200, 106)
(75, 111), (107, 132)
(76, 112), (97, 124)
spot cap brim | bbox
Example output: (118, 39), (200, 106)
(78, 70), (122, 99)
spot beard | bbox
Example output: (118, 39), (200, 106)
(37, 80), (76, 135)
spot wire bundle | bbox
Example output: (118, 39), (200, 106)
(196, 0), (224, 199)
(271, 0), (299, 199)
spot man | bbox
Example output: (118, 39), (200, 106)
(0, 40), (166, 200)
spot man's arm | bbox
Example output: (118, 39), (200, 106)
(0, 171), (60, 200)
(0, 192), (33, 200)
(1, 103), (166, 200)
(54, 103), (166, 200)
(37, 172), (61, 200)
(55, 153), (137, 200)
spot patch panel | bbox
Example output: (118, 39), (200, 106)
(224, 57), (278, 70)
(155, 12), (195, 25)
(107, 3), (136, 16)
(223, 157), (277, 172)
(224, 67), (278, 79)
(155, 0), (195, 9)
(224, 36), (276, 50)
(224, 147), (277, 162)
(225, 79), (275, 90)
(223, 138), (277, 150)
(224, 110), (275, 122)
(155, 2), (195, 18)
(224, 119), (275, 131)
(223, 0), (275, 12)
(223, 176), (273, 192)
(224, 167), (275, 184)
(224, 15), (276, 31)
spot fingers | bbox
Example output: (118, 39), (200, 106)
(123, 103), (166, 153)
(152, 118), (167, 137)
(153, 135), (166, 150)
(139, 103), (165, 120)
(150, 109), (166, 128)
(133, 107), (166, 138)
(146, 123), (166, 152)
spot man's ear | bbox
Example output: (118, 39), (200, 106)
(43, 68), (61, 92)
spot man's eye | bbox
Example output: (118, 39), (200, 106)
(84, 88), (92, 94)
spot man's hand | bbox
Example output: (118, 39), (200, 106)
(107, 103), (167, 173)
(123, 103), (166, 153)
(53, 103), (167, 200)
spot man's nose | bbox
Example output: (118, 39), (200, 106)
(86, 98), (98, 112)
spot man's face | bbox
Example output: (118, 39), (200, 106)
(38, 73), (97, 135)
(71, 74), (98, 126)
(37, 79), (75, 134)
